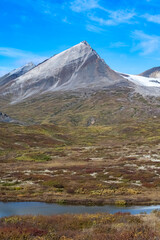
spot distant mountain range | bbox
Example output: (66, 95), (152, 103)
(140, 66), (160, 78)
(0, 41), (159, 105)
(0, 62), (35, 87)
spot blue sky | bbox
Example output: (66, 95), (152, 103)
(0, 0), (160, 75)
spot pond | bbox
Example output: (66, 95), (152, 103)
(0, 202), (160, 218)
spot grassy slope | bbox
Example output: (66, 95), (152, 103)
(1, 88), (160, 126)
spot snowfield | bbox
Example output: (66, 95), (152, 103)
(123, 74), (160, 88)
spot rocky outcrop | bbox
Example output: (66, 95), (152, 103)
(0, 112), (22, 124)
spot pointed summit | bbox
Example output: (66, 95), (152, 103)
(81, 40), (90, 46)
(0, 42), (125, 103)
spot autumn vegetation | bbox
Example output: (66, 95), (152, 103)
(1, 211), (160, 239)
(0, 89), (159, 204)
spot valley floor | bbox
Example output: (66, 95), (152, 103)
(0, 119), (160, 205)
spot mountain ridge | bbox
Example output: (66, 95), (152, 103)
(0, 62), (35, 87)
(0, 41), (160, 105)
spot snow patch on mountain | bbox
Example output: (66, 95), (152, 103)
(122, 74), (160, 88)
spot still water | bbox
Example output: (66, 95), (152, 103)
(0, 202), (160, 218)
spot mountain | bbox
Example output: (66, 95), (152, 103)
(0, 41), (126, 103)
(0, 41), (160, 105)
(140, 66), (160, 78)
(0, 42), (159, 209)
(0, 62), (35, 87)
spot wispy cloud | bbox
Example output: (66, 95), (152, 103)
(110, 42), (128, 48)
(0, 47), (47, 63)
(70, 0), (135, 26)
(37, 0), (59, 16)
(142, 13), (160, 24)
(0, 47), (29, 58)
(86, 24), (104, 33)
(0, 47), (48, 74)
(70, 0), (100, 12)
(62, 16), (71, 24)
(89, 10), (136, 26)
(132, 30), (160, 55)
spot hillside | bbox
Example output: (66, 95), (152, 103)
(0, 87), (159, 126)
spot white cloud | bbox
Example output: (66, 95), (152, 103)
(62, 16), (71, 24)
(70, 0), (100, 12)
(0, 47), (47, 64)
(89, 10), (136, 26)
(142, 13), (160, 24)
(70, 0), (135, 26)
(0, 47), (29, 58)
(38, 0), (55, 15)
(132, 30), (160, 55)
(110, 42), (128, 48)
(86, 24), (104, 33)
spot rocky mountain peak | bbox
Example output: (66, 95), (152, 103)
(0, 42), (125, 103)
(81, 40), (90, 46)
